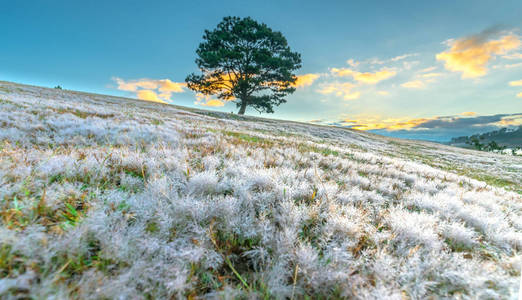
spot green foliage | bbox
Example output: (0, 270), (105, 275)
(0, 244), (26, 277)
(469, 137), (482, 150)
(186, 16), (302, 114)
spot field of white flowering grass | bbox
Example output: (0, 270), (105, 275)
(0, 80), (521, 299)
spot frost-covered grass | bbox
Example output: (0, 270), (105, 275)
(0, 81), (521, 299)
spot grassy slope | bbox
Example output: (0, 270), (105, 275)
(0, 81), (521, 299)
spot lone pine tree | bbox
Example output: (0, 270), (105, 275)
(186, 16), (302, 115)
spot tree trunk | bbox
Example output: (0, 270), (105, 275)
(238, 99), (247, 115)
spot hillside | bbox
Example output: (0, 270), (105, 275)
(450, 126), (522, 150)
(0, 81), (521, 299)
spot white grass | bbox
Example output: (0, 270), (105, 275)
(0, 81), (521, 299)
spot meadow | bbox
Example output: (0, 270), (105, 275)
(0, 81), (520, 299)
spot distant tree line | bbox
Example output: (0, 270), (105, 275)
(450, 126), (522, 152)
(467, 137), (504, 151)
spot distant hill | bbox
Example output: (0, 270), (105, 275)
(449, 126), (522, 149)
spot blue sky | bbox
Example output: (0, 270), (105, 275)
(1, 0), (521, 141)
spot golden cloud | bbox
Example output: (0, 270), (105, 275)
(496, 115), (522, 126)
(517, 92), (522, 98)
(136, 90), (166, 103)
(293, 73), (321, 88)
(341, 113), (522, 131)
(195, 94), (225, 107)
(113, 77), (186, 103)
(201, 99), (225, 107)
(114, 77), (157, 91)
(341, 115), (430, 130)
(157, 79), (185, 93)
(401, 80), (425, 89)
(330, 68), (396, 84)
(317, 82), (360, 100)
(377, 91), (389, 96)
(436, 31), (521, 78)
(509, 79), (522, 86)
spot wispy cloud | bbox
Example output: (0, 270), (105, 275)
(195, 94), (225, 107)
(436, 28), (521, 78)
(368, 53), (418, 65)
(509, 80), (522, 98)
(509, 79), (522, 86)
(317, 82), (360, 100)
(502, 52), (522, 60)
(330, 68), (396, 84)
(346, 59), (359, 67)
(391, 53), (418, 62)
(401, 80), (425, 89)
(504, 62), (522, 69)
(419, 66), (437, 73)
(421, 72), (443, 78)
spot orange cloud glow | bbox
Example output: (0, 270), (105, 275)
(436, 32), (521, 78)
(114, 77), (186, 102)
(293, 73), (321, 88)
(341, 116), (431, 130)
(496, 115), (522, 126)
(339, 113), (522, 131)
(195, 94), (225, 107)
(136, 90), (166, 103)
(158, 79), (185, 93)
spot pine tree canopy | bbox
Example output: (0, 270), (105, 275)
(185, 16), (302, 114)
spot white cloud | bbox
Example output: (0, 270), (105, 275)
(401, 80), (425, 89)
(317, 82), (360, 100)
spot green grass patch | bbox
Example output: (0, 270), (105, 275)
(54, 108), (114, 119)
(151, 119), (164, 125)
(297, 144), (339, 157)
(222, 130), (274, 146)
(0, 86), (11, 93)
(0, 244), (27, 278)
